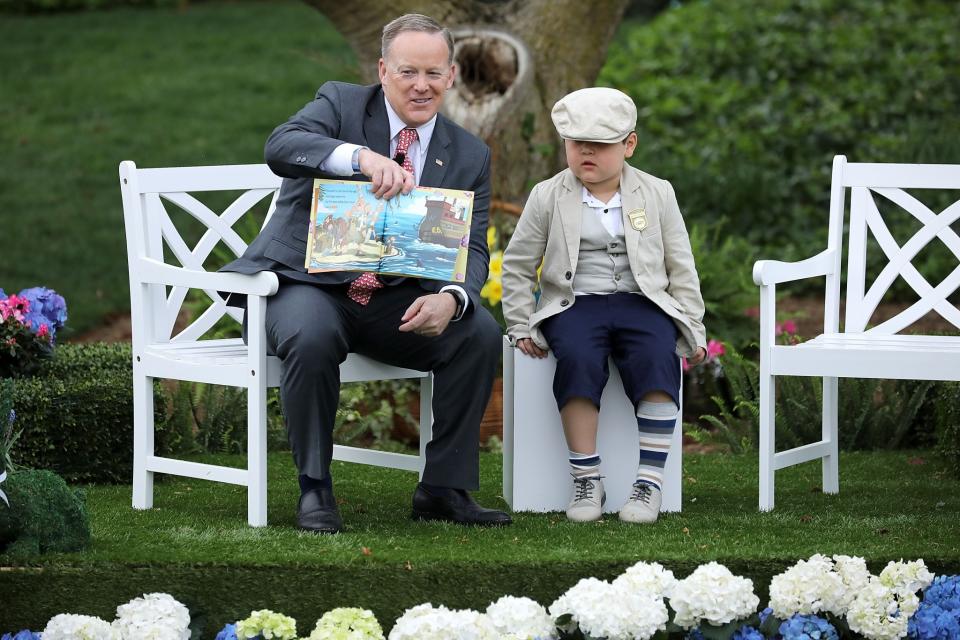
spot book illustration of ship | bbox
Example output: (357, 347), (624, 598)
(418, 198), (468, 248)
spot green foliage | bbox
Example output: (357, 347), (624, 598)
(687, 219), (758, 349)
(0, 468), (90, 557)
(696, 343), (936, 453)
(8, 343), (167, 483)
(0, 0), (177, 12)
(0, 378), (19, 473)
(931, 382), (960, 478)
(602, 0), (960, 257)
(335, 380), (419, 452)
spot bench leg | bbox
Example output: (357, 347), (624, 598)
(759, 372), (776, 511)
(821, 376), (839, 494)
(132, 372), (154, 510)
(247, 296), (268, 527)
(418, 374), (434, 480)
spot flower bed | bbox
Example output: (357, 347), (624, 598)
(6, 558), (958, 640)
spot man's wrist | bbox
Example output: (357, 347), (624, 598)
(442, 289), (465, 320)
(351, 146), (366, 173)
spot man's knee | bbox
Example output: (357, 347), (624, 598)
(274, 323), (348, 375)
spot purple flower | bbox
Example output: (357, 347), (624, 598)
(18, 287), (67, 337)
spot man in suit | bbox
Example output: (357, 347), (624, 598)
(223, 13), (510, 533)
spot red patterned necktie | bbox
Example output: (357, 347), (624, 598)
(346, 128), (418, 306)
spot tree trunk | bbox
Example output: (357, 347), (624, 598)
(301, 0), (631, 205)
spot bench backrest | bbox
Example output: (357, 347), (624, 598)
(119, 162), (281, 344)
(827, 156), (960, 335)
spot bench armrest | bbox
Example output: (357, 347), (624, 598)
(137, 257), (279, 296)
(752, 250), (835, 286)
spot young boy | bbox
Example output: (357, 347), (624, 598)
(501, 87), (707, 523)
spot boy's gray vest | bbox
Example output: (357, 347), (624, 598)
(572, 203), (641, 294)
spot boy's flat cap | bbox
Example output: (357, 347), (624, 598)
(551, 87), (637, 143)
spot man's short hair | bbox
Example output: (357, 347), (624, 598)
(382, 13), (455, 65)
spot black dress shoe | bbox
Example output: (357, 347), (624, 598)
(297, 486), (342, 533)
(412, 483), (512, 526)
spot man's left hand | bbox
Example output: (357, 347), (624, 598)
(399, 293), (457, 336)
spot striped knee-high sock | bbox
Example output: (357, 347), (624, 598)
(635, 400), (678, 490)
(569, 450), (601, 479)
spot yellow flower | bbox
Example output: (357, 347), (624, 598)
(489, 250), (503, 277)
(487, 225), (498, 251)
(481, 277), (503, 305)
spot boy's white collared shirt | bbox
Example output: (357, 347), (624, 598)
(582, 187), (624, 237)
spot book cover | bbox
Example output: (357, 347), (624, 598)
(305, 179), (474, 282)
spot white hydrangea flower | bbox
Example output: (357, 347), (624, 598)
(668, 562), (759, 629)
(485, 596), (556, 640)
(388, 603), (497, 640)
(879, 559), (935, 595)
(548, 577), (668, 640)
(112, 592), (191, 640)
(43, 613), (121, 640)
(847, 575), (920, 640)
(612, 561), (677, 598)
(768, 554), (848, 618)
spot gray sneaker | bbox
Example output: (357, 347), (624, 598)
(619, 480), (662, 523)
(566, 475), (605, 522)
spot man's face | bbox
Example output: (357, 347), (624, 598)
(379, 30), (456, 127)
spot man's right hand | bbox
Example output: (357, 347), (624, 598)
(357, 148), (415, 199)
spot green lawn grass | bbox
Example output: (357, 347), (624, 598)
(2, 450), (958, 633)
(0, 1), (358, 335)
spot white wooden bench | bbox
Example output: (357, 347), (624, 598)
(501, 337), (683, 513)
(119, 161), (433, 527)
(753, 155), (960, 510)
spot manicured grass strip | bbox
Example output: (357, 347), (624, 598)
(0, 1), (358, 334)
(1, 450), (958, 633)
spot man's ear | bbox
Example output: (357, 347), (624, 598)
(378, 58), (388, 84)
(446, 63), (457, 89)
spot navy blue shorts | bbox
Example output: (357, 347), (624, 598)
(539, 293), (681, 411)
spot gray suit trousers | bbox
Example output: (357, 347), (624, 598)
(260, 281), (501, 490)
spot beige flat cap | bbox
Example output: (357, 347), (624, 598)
(551, 87), (637, 143)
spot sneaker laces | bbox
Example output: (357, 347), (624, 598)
(572, 474), (602, 501)
(629, 480), (653, 504)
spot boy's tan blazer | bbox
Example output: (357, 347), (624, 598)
(502, 165), (706, 357)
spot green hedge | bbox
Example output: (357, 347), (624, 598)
(602, 0), (960, 256)
(8, 343), (167, 484)
(0, 0), (181, 13)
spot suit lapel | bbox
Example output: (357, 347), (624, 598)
(558, 171), (582, 274)
(419, 116), (450, 187)
(363, 88), (391, 158)
(620, 167), (651, 280)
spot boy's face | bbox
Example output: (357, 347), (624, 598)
(564, 132), (637, 194)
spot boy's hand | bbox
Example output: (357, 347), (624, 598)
(687, 346), (708, 366)
(516, 338), (548, 359)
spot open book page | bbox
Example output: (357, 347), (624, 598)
(305, 179), (473, 282)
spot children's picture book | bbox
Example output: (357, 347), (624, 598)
(304, 179), (474, 282)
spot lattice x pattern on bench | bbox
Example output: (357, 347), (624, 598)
(119, 161), (433, 527)
(752, 155), (960, 511)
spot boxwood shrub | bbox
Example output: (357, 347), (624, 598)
(8, 342), (167, 484)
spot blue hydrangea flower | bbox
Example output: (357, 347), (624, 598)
(924, 575), (960, 611)
(908, 603), (960, 639)
(732, 625), (764, 640)
(759, 606), (773, 624)
(0, 289), (6, 299)
(686, 630), (705, 640)
(779, 614), (839, 640)
(18, 287), (67, 337)
(215, 623), (239, 640)
(1, 631), (42, 640)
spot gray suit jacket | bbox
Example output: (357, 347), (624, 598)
(223, 81), (492, 310)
